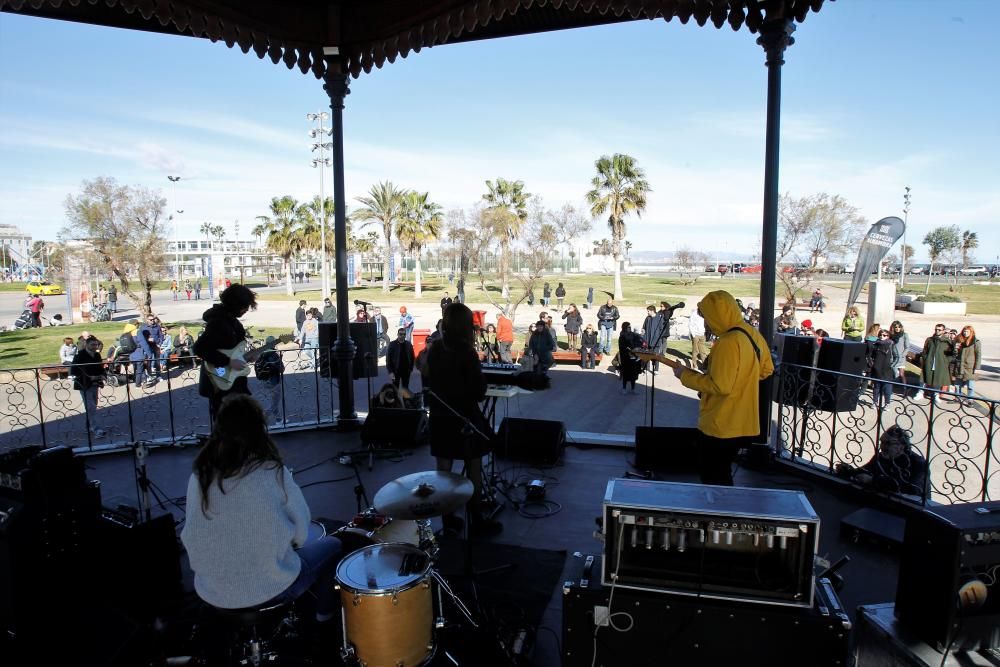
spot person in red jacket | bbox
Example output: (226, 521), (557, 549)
(496, 312), (514, 363)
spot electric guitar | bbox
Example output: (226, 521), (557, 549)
(204, 340), (257, 391)
(632, 349), (700, 373)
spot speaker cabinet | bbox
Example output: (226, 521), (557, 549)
(771, 334), (818, 405)
(633, 426), (700, 472)
(361, 408), (428, 449)
(318, 321), (379, 378)
(497, 418), (566, 465)
(895, 502), (1000, 651)
(94, 512), (182, 616)
(812, 339), (866, 412)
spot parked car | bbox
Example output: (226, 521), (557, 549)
(704, 264), (716, 273)
(25, 280), (64, 296)
(742, 264), (763, 274)
(960, 265), (988, 276)
(909, 266), (925, 275)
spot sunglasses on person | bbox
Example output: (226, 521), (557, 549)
(878, 332), (890, 338)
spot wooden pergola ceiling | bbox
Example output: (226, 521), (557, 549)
(0, 0), (829, 78)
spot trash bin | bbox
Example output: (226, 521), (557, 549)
(412, 328), (432, 358)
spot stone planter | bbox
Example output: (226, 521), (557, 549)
(895, 294), (918, 306)
(909, 300), (967, 315)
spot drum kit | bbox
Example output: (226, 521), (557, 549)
(331, 470), (480, 667)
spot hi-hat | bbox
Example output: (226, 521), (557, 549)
(374, 470), (474, 519)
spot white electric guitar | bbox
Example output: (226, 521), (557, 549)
(203, 340), (257, 391)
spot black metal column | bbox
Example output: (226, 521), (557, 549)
(756, 19), (795, 444)
(323, 62), (358, 427)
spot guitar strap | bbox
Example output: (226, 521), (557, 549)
(727, 326), (762, 363)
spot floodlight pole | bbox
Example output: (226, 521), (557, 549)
(167, 176), (181, 278)
(756, 18), (796, 445)
(308, 112), (333, 297)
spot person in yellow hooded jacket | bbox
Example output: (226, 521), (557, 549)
(673, 290), (774, 486)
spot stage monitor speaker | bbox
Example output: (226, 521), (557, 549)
(812, 339), (866, 412)
(497, 418), (566, 465)
(633, 426), (700, 472)
(318, 321), (378, 378)
(771, 334), (818, 405)
(895, 501), (1000, 651)
(94, 512), (182, 616)
(361, 408), (428, 449)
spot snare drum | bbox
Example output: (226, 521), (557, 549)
(336, 543), (434, 667)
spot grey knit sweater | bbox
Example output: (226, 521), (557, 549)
(180, 464), (310, 609)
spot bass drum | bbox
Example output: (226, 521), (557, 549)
(336, 543), (434, 667)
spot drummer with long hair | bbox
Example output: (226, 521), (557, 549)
(424, 302), (501, 537)
(180, 395), (342, 622)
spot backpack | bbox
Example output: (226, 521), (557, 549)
(117, 333), (137, 354)
(254, 350), (284, 381)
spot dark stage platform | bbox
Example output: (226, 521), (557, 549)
(1, 425), (988, 665)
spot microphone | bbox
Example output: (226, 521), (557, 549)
(354, 299), (372, 307)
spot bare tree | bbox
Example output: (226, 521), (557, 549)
(63, 176), (167, 316)
(673, 246), (702, 284)
(776, 192), (866, 302)
(547, 203), (591, 272)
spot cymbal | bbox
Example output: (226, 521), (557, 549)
(374, 470), (474, 520)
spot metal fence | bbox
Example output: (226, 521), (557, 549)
(774, 362), (999, 505)
(0, 349), (350, 454)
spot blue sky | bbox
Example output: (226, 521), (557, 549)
(1, 1), (998, 263)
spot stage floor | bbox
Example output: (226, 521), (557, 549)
(78, 423), (906, 665)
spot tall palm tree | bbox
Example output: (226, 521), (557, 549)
(482, 178), (530, 296)
(199, 221), (214, 250)
(961, 230), (979, 269)
(256, 195), (307, 295)
(586, 154), (651, 299)
(355, 181), (406, 293)
(397, 191), (443, 298)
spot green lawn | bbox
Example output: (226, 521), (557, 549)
(0, 321), (283, 369)
(255, 273), (775, 309)
(916, 283), (1000, 316)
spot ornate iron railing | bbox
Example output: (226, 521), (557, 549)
(0, 349), (356, 454)
(774, 362), (999, 505)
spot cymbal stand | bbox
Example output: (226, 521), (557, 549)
(346, 457), (371, 514)
(131, 441), (182, 523)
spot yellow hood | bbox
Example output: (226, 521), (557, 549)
(699, 290), (745, 335)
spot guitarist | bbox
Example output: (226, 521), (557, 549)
(195, 284), (258, 423)
(672, 291), (773, 486)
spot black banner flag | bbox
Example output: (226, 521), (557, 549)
(847, 216), (906, 308)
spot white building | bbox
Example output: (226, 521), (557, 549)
(165, 238), (283, 280)
(0, 224), (34, 276)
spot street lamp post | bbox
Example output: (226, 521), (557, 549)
(167, 175), (182, 278)
(900, 186), (911, 287)
(308, 112), (333, 298)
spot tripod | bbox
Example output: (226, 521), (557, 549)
(131, 442), (182, 522)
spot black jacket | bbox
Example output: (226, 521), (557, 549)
(72, 349), (105, 390)
(387, 339), (415, 377)
(562, 310), (583, 334)
(597, 304), (620, 329)
(295, 307), (306, 326)
(193, 304), (250, 398)
(425, 338), (489, 459)
(580, 330), (598, 349)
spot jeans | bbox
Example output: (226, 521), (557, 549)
(599, 325), (613, 354)
(264, 536), (342, 619)
(581, 347), (596, 369)
(956, 379), (976, 397)
(872, 380), (893, 406)
(498, 341), (513, 363)
(133, 358), (148, 386)
(80, 386), (100, 430)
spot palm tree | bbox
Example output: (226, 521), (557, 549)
(256, 195), (307, 295)
(301, 195), (336, 287)
(199, 222), (214, 250)
(585, 154), (651, 299)
(397, 191), (443, 298)
(482, 178), (530, 295)
(355, 181), (406, 293)
(961, 230), (979, 269)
